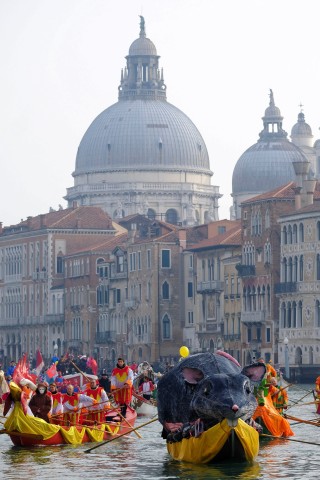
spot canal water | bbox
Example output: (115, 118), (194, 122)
(0, 384), (319, 479)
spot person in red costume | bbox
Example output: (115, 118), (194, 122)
(62, 384), (96, 426)
(111, 357), (133, 418)
(84, 377), (110, 424)
(48, 382), (63, 424)
(315, 376), (320, 414)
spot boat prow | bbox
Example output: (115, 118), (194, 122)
(166, 418), (259, 464)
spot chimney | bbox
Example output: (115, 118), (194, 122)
(303, 179), (317, 207)
(39, 214), (47, 228)
(293, 160), (310, 188)
(0, 222), (2, 235)
(178, 229), (187, 250)
(27, 216), (33, 229)
(292, 186), (302, 210)
(72, 201), (78, 209)
(76, 218), (82, 229)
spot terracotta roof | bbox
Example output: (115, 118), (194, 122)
(241, 182), (296, 204)
(5, 206), (114, 232)
(66, 232), (128, 256)
(188, 224), (241, 251)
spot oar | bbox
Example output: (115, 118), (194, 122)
(0, 429), (44, 440)
(261, 433), (320, 446)
(271, 383), (294, 398)
(108, 398), (142, 439)
(284, 414), (320, 426)
(132, 390), (157, 405)
(286, 389), (314, 410)
(84, 416), (159, 453)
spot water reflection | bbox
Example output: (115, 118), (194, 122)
(162, 459), (261, 479)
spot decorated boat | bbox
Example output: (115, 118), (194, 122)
(2, 382), (137, 447)
(157, 351), (268, 464)
(166, 418), (259, 463)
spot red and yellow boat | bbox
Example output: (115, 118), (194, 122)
(2, 382), (137, 447)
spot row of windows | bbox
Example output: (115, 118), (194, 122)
(280, 301), (320, 328)
(282, 223), (304, 244)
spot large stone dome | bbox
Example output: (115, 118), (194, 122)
(232, 90), (307, 197)
(75, 99), (210, 175)
(66, 16), (220, 226)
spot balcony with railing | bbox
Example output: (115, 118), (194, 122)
(274, 282), (297, 294)
(45, 314), (64, 325)
(236, 264), (256, 277)
(196, 322), (220, 333)
(95, 331), (117, 344)
(241, 310), (266, 325)
(125, 299), (140, 310)
(197, 280), (224, 294)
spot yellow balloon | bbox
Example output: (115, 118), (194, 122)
(179, 346), (189, 358)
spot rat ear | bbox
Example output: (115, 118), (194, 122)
(181, 367), (204, 384)
(241, 363), (266, 383)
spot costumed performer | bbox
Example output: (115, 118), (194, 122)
(111, 357), (133, 418)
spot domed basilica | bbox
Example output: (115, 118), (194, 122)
(65, 17), (221, 226)
(232, 89), (320, 218)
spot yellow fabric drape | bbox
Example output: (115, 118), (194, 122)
(167, 418), (259, 464)
(4, 385), (117, 445)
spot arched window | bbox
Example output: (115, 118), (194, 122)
(162, 281), (170, 300)
(317, 221), (320, 241)
(292, 224), (297, 243)
(162, 314), (171, 339)
(299, 223), (304, 242)
(147, 208), (156, 220)
(281, 302), (286, 328)
(297, 301), (303, 327)
(317, 254), (320, 281)
(287, 302), (292, 328)
(292, 301), (297, 328)
(288, 225), (293, 244)
(299, 256), (304, 281)
(166, 209), (178, 225)
(316, 300), (320, 328)
(288, 257), (293, 282)
(282, 226), (288, 245)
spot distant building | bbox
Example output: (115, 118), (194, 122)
(0, 206), (116, 364)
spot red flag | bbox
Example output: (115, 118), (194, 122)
(86, 357), (98, 375)
(35, 349), (44, 375)
(12, 354), (37, 386)
(45, 362), (57, 382)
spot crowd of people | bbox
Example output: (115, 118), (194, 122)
(0, 355), (160, 427)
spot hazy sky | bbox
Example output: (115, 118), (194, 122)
(1, 0), (320, 226)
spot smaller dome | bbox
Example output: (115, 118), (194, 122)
(129, 37), (157, 56)
(264, 104), (281, 118)
(291, 112), (312, 136)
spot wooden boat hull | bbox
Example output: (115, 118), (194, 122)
(166, 418), (259, 464)
(5, 402), (137, 447)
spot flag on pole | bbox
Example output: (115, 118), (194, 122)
(35, 349), (44, 376)
(44, 362), (58, 384)
(86, 357), (98, 375)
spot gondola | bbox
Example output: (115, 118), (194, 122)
(2, 382), (137, 447)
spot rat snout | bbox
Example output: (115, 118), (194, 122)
(232, 404), (239, 412)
